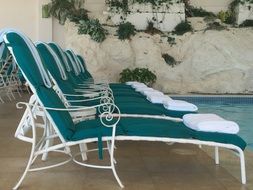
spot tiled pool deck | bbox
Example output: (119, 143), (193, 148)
(0, 94), (252, 190)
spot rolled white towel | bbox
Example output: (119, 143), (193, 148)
(131, 83), (147, 88)
(143, 90), (164, 97)
(147, 95), (173, 104)
(163, 100), (198, 112)
(126, 81), (140, 85)
(135, 87), (153, 92)
(183, 114), (240, 134)
(140, 88), (157, 95)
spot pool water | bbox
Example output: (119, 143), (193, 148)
(197, 103), (253, 150)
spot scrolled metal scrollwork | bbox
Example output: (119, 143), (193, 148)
(99, 103), (120, 127)
(98, 96), (114, 114)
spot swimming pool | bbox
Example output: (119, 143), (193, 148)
(171, 96), (253, 150)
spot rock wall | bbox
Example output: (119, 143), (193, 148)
(237, 3), (253, 24)
(190, 0), (233, 14)
(65, 21), (253, 94)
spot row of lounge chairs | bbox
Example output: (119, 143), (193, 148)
(0, 29), (247, 189)
(0, 43), (24, 102)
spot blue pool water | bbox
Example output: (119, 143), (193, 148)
(195, 102), (253, 150)
(171, 96), (253, 150)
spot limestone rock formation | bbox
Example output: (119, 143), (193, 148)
(65, 21), (253, 94)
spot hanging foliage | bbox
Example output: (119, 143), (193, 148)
(48, 0), (86, 25)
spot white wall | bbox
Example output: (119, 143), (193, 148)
(52, 0), (107, 48)
(0, 0), (250, 45)
(37, 0), (53, 42)
(0, 0), (38, 40)
(236, 3), (253, 24)
(52, 18), (66, 48)
(0, 0), (52, 42)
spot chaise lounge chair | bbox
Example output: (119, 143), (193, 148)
(0, 29), (247, 190)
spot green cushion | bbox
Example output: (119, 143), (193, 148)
(192, 130), (247, 150)
(66, 50), (88, 81)
(5, 32), (45, 88)
(77, 55), (93, 79)
(5, 33), (75, 141)
(116, 102), (194, 118)
(114, 97), (149, 104)
(109, 83), (132, 89)
(36, 43), (64, 80)
(77, 55), (86, 69)
(36, 86), (75, 140)
(48, 43), (69, 72)
(36, 43), (87, 103)
(71, 118), (124, 141)
(113, 92), (144, 98)
(119, 118), (192, 138)
(118, 117), (246, 150)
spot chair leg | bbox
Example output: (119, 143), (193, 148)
(110, 126), (124, 188)
(16, 87), (22, 97)
(79, 143), (88, 161)
(18, 84), (24, 93)
(6, 91), (12, 101)
(10, 89), (16, 99)
(26, 86), (31, 94)
(238, 149), (246, 184)
(0, 95), (4, 103)
(13, 141), (36, 190)
(41, 138), (54, 161)
(215, 146), (219, 165)
(107, 141), (117, 164)
(41, 123), (55, 161)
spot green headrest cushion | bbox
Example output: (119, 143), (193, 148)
(5, 32), (46, 88)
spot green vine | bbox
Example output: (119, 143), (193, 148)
(108, 0), (183, 13)
(109, 0), (129, 14)
(68, 8), (89, 24)
(48, 0), (85, 25)
(173, 21), (193, 35)
(47, 0), (106, 42)
(78, 19), (107, 42)
(119, 68), (157, 86)
(239, 19), (253, 27)
(133, 0), (182, 6)
(227, 0), (253, 24)
(162, 53), (178, 67)
(117, 22), (136, 40)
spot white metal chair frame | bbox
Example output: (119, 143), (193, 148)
(0, 55), (23, 102)
(0, 74), (15, 102)
(14, 98), (122, 190)
(14, 98), (247, 190)
(37, 43), (114, 108)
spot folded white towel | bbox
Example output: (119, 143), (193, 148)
(131, 83), (147, 88)
(126, 81), (140, 85)
(140, 88), (157, 95)
(163, 100), (198, 112)
(147, 95), (173, 104)
(183, 114), (240, 134)
(143, 90), (164, 97)
(135, 87), (153, 92)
